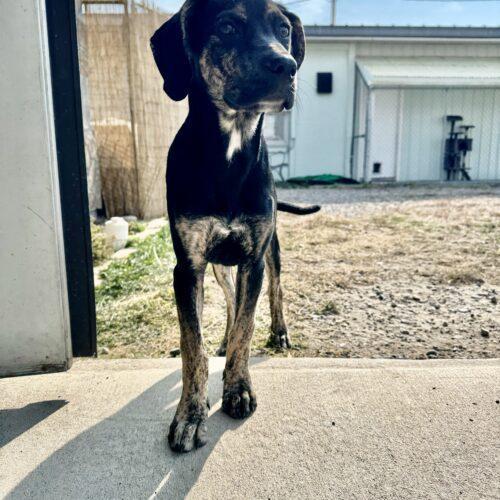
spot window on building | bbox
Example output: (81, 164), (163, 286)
(263, 111), (291, 146)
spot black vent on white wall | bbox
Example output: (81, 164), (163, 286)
(317, 72), (333, 94)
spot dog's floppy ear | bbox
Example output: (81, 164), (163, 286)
(150, 13), (191, 101)
(279, 6), (305, 69)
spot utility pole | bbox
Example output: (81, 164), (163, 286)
(331, 0), (336, 25)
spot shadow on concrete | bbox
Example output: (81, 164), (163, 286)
(7, 359), (265, 499)
(0, 400), (68, 448)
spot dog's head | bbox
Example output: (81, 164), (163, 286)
(150, 0), (305, 112)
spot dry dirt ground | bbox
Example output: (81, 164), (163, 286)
(96, 184), (499, 359)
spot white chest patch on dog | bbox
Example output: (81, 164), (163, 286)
(219, 113), (259, 162)
(226, 126), (242, 161)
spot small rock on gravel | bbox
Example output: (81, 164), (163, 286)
(170, 348), (181, 357)
(480, 329), (490, 338)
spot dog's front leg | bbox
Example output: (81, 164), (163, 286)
(168, 262), (209, 452)
(222, 259), (264, 419)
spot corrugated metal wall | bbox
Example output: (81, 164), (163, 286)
(399, 88), (500, 181)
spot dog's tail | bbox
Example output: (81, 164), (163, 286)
(277, 201), (321, 215)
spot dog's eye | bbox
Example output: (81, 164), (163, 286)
(279, 24), (290, 38)
(219, 22), (237, 36)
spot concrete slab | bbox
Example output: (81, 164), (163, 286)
(1, 358), (499, 499)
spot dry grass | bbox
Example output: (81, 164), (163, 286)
(96, 194), (499, 359)
(90, 222), (114, 265)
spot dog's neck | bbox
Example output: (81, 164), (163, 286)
(187, 86), (264, 165)
(218, 111), (261, 161)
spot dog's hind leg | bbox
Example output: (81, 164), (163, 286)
(265, 232), (291, 349)
(168, 262), (209, 453)
(212, 264), (235, 356)
(222, 259), (264, 419)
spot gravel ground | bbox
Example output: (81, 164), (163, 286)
(277, 183), (500, 218)
(267, 183), (500, 359)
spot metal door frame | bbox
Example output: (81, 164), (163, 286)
(45, 0), (97, 357)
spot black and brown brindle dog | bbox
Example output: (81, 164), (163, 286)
(151, 0), (319, 452)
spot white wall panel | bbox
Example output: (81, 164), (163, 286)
(368, 90), (400, 180)
(399, 88), (500, 181)
(292, 42), (354, 177)
(399, 89), (446, 181)
(0, 0), (72, 376)
(446, 88), (500, 180)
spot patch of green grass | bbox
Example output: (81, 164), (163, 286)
(124, 221), (148, 248)
(128, 220), (147, 234)
(96, 226), (175, 301)
(97, 289), (178, 353)
(95, 226), (179, 356)
(91, 222), (113, 265)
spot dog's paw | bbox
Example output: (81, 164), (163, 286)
(168, 415), (208, 453)
(222, 383), (257, 419)
(267, 328), (291, 349)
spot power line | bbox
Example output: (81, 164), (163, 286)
(283, 0), (312, 5)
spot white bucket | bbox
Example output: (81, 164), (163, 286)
(104, 217), (129, 251)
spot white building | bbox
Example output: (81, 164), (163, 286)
(266, 26), (500, 182)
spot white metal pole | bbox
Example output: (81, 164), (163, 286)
(364, 89), (374, 182)
(331, 0), (336, 25)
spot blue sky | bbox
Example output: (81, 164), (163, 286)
(154, 0), (500, 26)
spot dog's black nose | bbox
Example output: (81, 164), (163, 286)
(262, 54), (297, 78)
